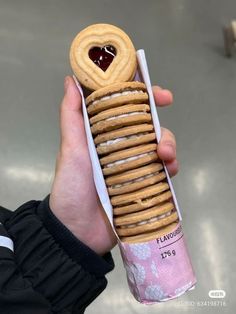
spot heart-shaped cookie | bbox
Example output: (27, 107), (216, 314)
(70, 24), (137, 90)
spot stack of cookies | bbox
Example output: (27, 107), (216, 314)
(70, 23), (179, 243)
(86, 81), (179, 243)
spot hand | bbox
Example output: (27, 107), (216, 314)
(49, 77), (178, 256)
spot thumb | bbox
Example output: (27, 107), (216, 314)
(60, 76), (88, 151)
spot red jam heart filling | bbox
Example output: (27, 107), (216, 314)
(89, 45), (116, 71)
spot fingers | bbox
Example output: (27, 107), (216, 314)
(165, 159), (179, 177)
(152, 86), (173, 107)
(152, 86), (178, 176)
(60, 76), (88, 152)
(158, 127), (179, 177)
(158, 127), (176, 160)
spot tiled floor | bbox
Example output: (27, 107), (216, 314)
(0, 1), (235, 313)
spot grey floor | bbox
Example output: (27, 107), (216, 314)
(0, 0), (235, 313)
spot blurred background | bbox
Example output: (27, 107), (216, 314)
(0, 0), (235, 313)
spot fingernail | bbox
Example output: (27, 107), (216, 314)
(64, 76), (70, 92)
(154, 85), (163, 91)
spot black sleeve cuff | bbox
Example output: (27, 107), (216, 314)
(36, 195), (114, 277)
(4, 199), (113, 312)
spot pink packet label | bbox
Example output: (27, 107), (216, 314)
(119, 223), (196, 304)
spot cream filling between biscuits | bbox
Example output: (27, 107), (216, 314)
(119, 210), (174, 229)
(105, 111), (145, 121)
(98, 132), (149, 147)
(104, 151), (155, 168)
(92, 89), (144, 106)
(110, 171), (159, 189)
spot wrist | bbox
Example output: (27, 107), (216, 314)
(37, 195), (115, 275)
(49, 195), (116, 255)
(58, 213), (116, 256)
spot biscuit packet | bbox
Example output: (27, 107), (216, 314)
(71, 24), (196, 304)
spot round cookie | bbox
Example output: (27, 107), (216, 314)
(116, 210), (178, 237)
(106, 163), (165, 195)
(114, 202), (174, 231)
(106, 162), (163, 185)
(70, 24), (137, 90)
(95, 124), (156, 155)
(86, 81), (148, 116)
(90, 104), (152, 135)
(113, 190), (172, 215)
(114, 201), (174, 226)
(111, 182), (169, 206)
(86, 81), (146, 104)
(104, 152), (158, 176)
(120, 222), (178, 243)
(109, 171), (166, 196)
(101, 143), (158, 176)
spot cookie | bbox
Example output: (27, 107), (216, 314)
(113, 190), (172, 215)
(120, 222), (178, 243)
(114, 201), (174, 226)
(116, 213), (178, 237)
(109, 171), (166, 195)
(111, 182), (170, 207)
(86, 81), (148, 116)
(101, 143), (158, 176)
(115, 202), (177, 237)
(90, 104), (152, 135)
(106, 163), (165, 195)
(94, 124), (156, 155)
(70, 24), (137, 90)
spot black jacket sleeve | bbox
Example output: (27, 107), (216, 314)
(0, 196), (114, 314)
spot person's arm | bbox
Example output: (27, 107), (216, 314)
(0, 198), (114, 314)
(0, 76), (177, 313)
